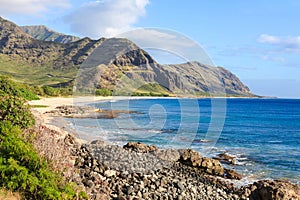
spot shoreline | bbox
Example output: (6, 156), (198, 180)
(29, 96), (300, 199)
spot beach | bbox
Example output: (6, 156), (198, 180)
(28, 97), (300, 200)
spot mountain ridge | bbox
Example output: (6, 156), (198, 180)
(0, 16), (254, 97)
(20, 25), (80, 44)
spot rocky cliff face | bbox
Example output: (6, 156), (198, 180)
(20, 25), (80, 44)
(0, 16), (253, 96)
(77, 38), (252, 96)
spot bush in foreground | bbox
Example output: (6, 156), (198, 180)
(0, 77), (87, 199)
(0, 76), (39, 101)
(0, 123), (83, 199)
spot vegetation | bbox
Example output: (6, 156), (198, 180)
(0, 77), (87, 199)
(0, 76), (39, 100)
(30, 85), (73, 97)
(0, 54), (76, 86)
(31, 105), (49, 108)
(95, 88), (112, 96)
(131, 83), (170, 97)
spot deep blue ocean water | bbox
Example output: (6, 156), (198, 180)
(67, 98), (300, 185)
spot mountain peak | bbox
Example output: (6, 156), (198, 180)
(85, 38), (157, 67)
(20, 25), (80, 44)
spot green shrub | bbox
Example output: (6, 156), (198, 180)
(42, 86), (59, 96)
(40, 86), (73, 97)
(0, 77), (39, 100)
(0, 96), (34, 129)
(0, 123), (83, 199)
(95, 88), (112, 96)
(0, 78), (87, 199)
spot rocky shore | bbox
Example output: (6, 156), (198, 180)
(30, 103), (300, 200)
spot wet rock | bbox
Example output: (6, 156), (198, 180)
(224, 169), (242, 180)
(123, 142), (158, 153)
(214, 153), (236, 165)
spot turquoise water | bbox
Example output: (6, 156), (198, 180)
(68, 98), (300, 184)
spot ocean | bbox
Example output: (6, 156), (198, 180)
(67, 98), (300, 185)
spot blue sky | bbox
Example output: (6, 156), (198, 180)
(1, 0), (300, 98)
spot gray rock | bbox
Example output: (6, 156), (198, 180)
(176, 182), (185, 191)
(155, 149), (180, 162)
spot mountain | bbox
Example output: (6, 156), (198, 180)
(20, 25), (80, 44)
(76, 38), (252, 96)
(0, 16), (253, 97)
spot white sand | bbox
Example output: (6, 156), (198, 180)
(28, 96), (114, 114)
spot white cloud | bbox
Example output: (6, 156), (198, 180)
(258, 34), (300, 52)
(0, 0), (70, 15)
(64, 0), (150, 38)
(261, 55), (286, 62)
(116, 28), (214, 65)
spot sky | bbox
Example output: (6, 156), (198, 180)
(0, 0), (300, 98)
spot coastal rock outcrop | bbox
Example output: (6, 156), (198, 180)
(45, 105), (141, 119)
(239, 180), (300, 200)
(32, 104), (298, 200)
(32, 115), (299, 200)
(177, 149), (241, 179)
(214, 152), (236, 165)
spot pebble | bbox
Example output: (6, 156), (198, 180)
(63, 137), (285, 200)
(104, 170), (117, 177)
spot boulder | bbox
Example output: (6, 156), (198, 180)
(178, 149), (242, 179)
(224, 169), (242, 180)
(123, 142), (158, 153)
(213, 153), (236, 165)
(239, 180), (300, 200)
(179, 149), (203, 167)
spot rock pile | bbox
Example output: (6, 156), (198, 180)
(39, 128), (300, 200)
(45, 105), (141, 119)
(74, 141), (241, 200)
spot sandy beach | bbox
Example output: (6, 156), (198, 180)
(28, 96), (113, 113)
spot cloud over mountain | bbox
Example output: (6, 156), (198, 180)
(64, 0), (150, 38)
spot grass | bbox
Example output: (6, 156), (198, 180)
(31, 105), (49, 108)
(0, 54), (77, 86)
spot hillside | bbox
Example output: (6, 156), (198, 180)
(0, 16), (253, 97)
(20, 25), (80, 44)
(77, 38), (252, 96)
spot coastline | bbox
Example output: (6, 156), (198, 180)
(29, 96), (300, 200)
